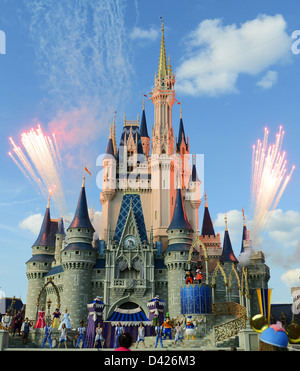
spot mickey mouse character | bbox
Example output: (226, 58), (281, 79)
(185, 270), (194, 284)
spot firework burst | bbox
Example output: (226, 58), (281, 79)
(9, 124), (66, 216)
(251, 126), (295, 246)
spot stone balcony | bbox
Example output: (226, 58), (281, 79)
(112, 279), (147, 297)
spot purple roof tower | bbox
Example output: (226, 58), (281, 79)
(147, 295), (165, 325)
(85, 297), (106, 348)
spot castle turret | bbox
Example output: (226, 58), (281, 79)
(186, 154), (201, 235)
(54, 216), (65, 266)
(60, 176), (97, 327)
(220, 213), (238, 265)
(176, 109), (190, 189)
(239, 209), (253, 257)
(25, 198), (57, 321)
(140, 100), (150, 158)
(199, 192), (222, 275)
(165, 188), (194, 317)
(217, 213), (240, 302)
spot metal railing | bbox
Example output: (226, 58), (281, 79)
(212, 302), (247, 344)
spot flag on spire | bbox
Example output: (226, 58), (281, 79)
(84, 166), (91, 176)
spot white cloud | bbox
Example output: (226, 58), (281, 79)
(281, 269), (300, 287)
(19, 213), (43, 235)
(130, 26), (159, 41)
(257, 70), (278, 89)
(266, 209), (300, 248)
(176, 14), (291, 96)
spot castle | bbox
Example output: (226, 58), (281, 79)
(24, 20), (270, 332)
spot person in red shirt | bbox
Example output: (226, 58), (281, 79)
(114, 332), (133, 351)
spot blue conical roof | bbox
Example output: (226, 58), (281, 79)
(201, 207), (215, 236)
(57, 217), (65, 235)
(177, 117), (188, 151)
(167, 189), (193, 231)
(32, 203), (57, 247)
(139, 109), (149, 138)
(220, 229), (238, 263)
(105, 137), (115, 157)
(68, 182), (95, 231)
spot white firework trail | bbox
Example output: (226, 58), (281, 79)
(9, 124), (66, 216)
(251, 126), (295, 246)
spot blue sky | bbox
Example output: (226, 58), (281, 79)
(0, 0), (300, 305)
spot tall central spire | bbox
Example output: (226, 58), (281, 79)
(158, 17), (167, 79)
(151, 17), (175, 155)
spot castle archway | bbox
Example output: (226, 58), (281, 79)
(36, 278), (60, 309)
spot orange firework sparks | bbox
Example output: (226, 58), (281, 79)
(8, 124), (66, 215)
(251, 126), (295, 246)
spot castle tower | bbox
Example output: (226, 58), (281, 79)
(100, 128), (116, 241)
(185, 153), (201, 236)
(217, 214), (239, 302)
(139, 100), (150, 158)
(151, 18), (175, 157)
(60, 176), (97, 327)
(199, 192), (222, 274)
(150, 18), (177, 249)
(239, 209), (253, 256)
(25, 198), (57, 321)
(54, 216), (65, 266)
(165, 188), (194, 317)
(176, 108), (190, 189)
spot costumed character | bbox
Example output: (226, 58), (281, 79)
(41, 322), (52, 348)
(194, 266), (204, 283)
(136, 322), (146, 348)
(173, 321), (184, 347)
(162, 317), (174, 340)
(259, 321), (289, 351)
(75, 320), (87, 348)
(34, 307), (46, 329)
(155, 324), (163, 348)
(52, 308), (61, 329)
(152, 313), (160, 335)
(185, 316), (196, 340)
(57, 323), (68, 348)
(147, 295), (165, 335)
(21, 318), (32, 345)
(13, 310), (23, 336)
(94, 323), (105, 348)
(1, 312), (11, 330)
(114, 322), (124, 348)
(185, 270), (193, 284)
(59, 308), (72, 330)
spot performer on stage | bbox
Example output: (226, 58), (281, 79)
(114, 322), (124, 348)
(59, 308), (72, 330)
(162, 317), (173, 340)
(136, 322), (146, 348)
(34, 307), (46, 329)
(13, 310), (23, 336)
(52, 308), (61, 329)
(185, 270), (194, 284)
(1, 312), (11, 330)
(58, 323), (68, 349)
(173, 321), (184, 348)
(94, 323), (105, 348)
(41, 322), (52, 348)
(155, 324), (163, 348)
(75, 320), (87, 348)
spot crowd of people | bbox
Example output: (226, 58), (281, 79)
(1, 306), (292, 351)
